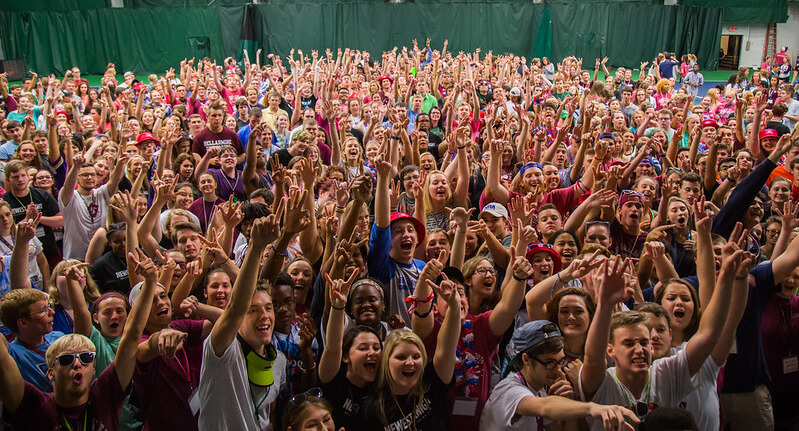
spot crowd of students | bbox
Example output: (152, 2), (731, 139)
(0, 38), (798, 431)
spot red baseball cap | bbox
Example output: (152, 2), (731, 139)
(389, 212), (425, 246)
(525, 243), (562, 273)
(701, 119), (718, 129)
(758, 128), (779, 140)
(136, 132), (160, 146)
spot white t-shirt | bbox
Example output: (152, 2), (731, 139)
(670, 343), (721, 431)
(480, 372), (551, 430)
(579, 348), (696, 431)
(0, 236), (43, 288)
(59, 184), (111, 260)
(199, 335), (286, 431)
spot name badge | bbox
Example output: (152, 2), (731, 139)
(783, 356), (798, 375)
(452, 398), (478, 416)
(188, 388), (201, 415)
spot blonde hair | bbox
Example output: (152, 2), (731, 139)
(46, 334), (96, 369)
(0, 201), (17, 237)
(49, 259), (100, 306)
(0, 288), (47, 333)
(421, 170), (452, 216)
(376, 329), (429, 425)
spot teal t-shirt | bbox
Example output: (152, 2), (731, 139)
(89, 326), (120, 378)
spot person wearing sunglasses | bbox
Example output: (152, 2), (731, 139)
(481, 320), (639, 430)
(0, 246), (160, 430)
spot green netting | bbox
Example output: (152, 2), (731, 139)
(0, 0), (108, 12)
(681, 0), (788, 23)
(0, 3), (723, 75)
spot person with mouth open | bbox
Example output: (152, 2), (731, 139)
(411, 215), (536, 430)
(637, 215), (754, 430)
(367, 142), (427, 327)
(199, 190), (310, 430)
(609, 190), (648, 259)
(0, 238), (160, 431)
(579, 207), (739, 431)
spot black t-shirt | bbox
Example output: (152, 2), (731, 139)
(320, 365), (372, 431)
(364, 361), (452, 430)
(2, 187), (61, 259)
(273, 148), (294, 168)
(766, 120), (791, 137)
(90, 250), (130, 295)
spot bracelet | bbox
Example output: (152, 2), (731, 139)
(298, 360), (316, 372)
(404, 291), (435, 313)
(331, 303), (346, 311)
(413, 307), (433, 319)
(512, 273), (527, 282)
(457, 145), (467, 149)
(276, 250), (288, 257)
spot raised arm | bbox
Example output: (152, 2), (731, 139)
(683, 203), (732, 376)
(428, 276), (463, 383)
(243, 125), (264, 197)
(318, 272), (359, 384)
(580, 257), (630, 400)
(10, 214), (40, 290)
(484, 138), (511, 205)
(209, 216), (272, 357)
(489, 245), (533, 336)
(115, 249), (159, 390)
(63, 263), (93, 337)
(106, 152), (129, 197)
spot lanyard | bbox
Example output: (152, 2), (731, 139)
(174, 348), (193, 390)
(61, 410), (87, 431)
(249, 383), (270, 423)
(517, 372), (545, 431)
(613, 369), (651, 415)
(11, 190), (32, 212)
(201, 199), (216, 231)
(0, 235), (14, 252)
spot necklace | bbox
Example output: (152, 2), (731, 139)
(201, 199), (216, 230)
(79, 190), (98, 222)
(221, 169), (241, 197)
(392, 395), (417, 431)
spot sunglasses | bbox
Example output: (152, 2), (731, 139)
(53, 351), (96, 368)
(289, 387), (322, 405)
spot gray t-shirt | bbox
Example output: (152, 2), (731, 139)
(480, 372), (551, 430)
(199, 335), (286, 431)
(59, 184), (111, 260)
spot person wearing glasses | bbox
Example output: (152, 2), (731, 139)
(0, 244), (159, 430)
(59, 150), (127, 261)
(412, 220), (534, 430)
(481, 320), (638, 430)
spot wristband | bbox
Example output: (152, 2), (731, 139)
(298, 360), (316, 372)
(413, 307), (433, 318)
(457, 145), (467, 149)
(512, 273), (528, 282)
(331, 303), (346, 310)
(405, 291), (434, 313)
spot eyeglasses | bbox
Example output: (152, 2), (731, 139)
(766, 229), (780, 236)
(53, 351), (96, 368)
(475, 268), (496, 276)
(289, 387), (322, 405)
(621, 190), (644, 198)
(78, 173), (97, 178)
(28, 302), (53, 318)
(531, 356), (568, 370)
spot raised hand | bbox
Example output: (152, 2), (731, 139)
(218, 200), (244, 228)
(325, 270), (359, 310)
(64, 262), (89, 283)
(692, 196), (712, 233)
(598, 256), (631, 305)
(129, 248), (157, 281)
(282, 189), (311, 235)
(510, 246), (534, 280)
(199, 227), (227, 266)
(109, 190), (139, 223)
(426, 272), (460, 308)
(449, 207), (474, 232)
(297, 313), (318, 351)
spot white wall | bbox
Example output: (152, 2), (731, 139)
(723, 2), (799, 69)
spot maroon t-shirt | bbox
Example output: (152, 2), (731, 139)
(133, 319), (205, 431)
(6, 363), (127, 430)
(191, 127), (244, 158)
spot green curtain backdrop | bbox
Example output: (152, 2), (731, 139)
(681, 0), (788, 24)
(0, 3), (723, 75)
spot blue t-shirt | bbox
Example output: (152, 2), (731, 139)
(0, 140), (20, 160)
(367, 224), (426, 327)
(684, 262), (777, 392)
(9, 331), (65, 392)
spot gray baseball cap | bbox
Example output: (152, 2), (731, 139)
(509, 320), (562, 360)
